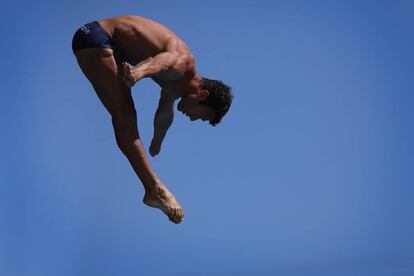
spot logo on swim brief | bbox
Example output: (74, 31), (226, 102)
(80, 25), (90, 34)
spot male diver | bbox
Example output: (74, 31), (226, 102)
(72, 15), (233, 224)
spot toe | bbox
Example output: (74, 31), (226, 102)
(175, 209), (183, 223)
(169, 215), (179, 224)
(167, 208), (177, 223)
(171, 209), (182, 224)
(177, 209), (184, 220)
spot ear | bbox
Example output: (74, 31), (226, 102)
(198, 89), (209, 99)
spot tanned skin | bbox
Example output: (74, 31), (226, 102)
(74, 15), (216, 224)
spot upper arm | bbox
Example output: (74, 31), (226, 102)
(162, 38), (189, 79)
(155, 37), (180, 70)
(165, 37), (180, 53)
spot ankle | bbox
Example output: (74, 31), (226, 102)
(144, 179), (164, 194)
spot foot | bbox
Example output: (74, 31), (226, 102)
(143, 184), (185, 224)
(122, 62), (137, 87)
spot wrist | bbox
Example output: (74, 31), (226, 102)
(151, 137), (162, 144)
(133, 69), (144, 82)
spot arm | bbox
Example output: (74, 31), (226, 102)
(149, 90), (176, 157)
(123, 38), (185, 86)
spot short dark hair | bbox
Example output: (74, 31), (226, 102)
(200, 78), (233, 126)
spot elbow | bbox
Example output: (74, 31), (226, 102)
(166, 52), (180, 69)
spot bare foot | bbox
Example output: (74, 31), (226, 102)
(143, 184), (185, 224)
(121, 62), (136, 87)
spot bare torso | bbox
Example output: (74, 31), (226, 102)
(99, 15), (200, 94)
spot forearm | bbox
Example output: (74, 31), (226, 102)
(133, 52), (177, 80)
(152, 111), (173, 143)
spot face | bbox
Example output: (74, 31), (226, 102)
(177, 93), (216, 122)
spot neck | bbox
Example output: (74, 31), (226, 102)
(175, 73), (203, 97)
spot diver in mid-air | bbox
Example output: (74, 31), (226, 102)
(72, 15), (233, 224)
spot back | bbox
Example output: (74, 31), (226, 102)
(99, 15), (190, 64)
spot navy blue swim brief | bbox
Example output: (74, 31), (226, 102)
(72, 21), (114, 53)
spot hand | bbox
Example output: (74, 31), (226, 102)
(149, 139), (162, 157)
(122, 62), (138, 87)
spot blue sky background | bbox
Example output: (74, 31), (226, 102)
(1, 1), (414, 275)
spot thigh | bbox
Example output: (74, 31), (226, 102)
(74, 48), (135, 116)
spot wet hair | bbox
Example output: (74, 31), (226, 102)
(199, 78), (233, 126)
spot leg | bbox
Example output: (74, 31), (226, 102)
(74, 48), (184, 223)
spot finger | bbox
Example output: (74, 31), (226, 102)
(122, 62), (131, 71)
(122, 62), (128, 73)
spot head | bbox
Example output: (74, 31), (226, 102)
(177, 78), (233, 126)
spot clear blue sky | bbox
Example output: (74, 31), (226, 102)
(1, 1), (414, 275)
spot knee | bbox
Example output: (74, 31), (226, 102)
(111, 110), (139, 150)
